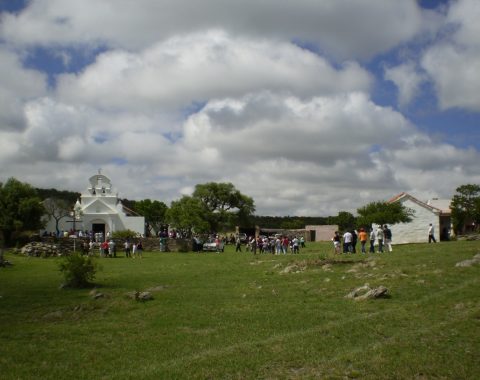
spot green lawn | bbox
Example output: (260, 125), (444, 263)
(1, 241), (480, 379)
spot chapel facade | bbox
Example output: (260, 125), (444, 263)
(43, 172), (145, 237)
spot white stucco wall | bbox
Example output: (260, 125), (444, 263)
(41, 173), (145, 236)
(389, 198), (440, 244)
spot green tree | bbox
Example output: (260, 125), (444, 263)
(356, 201), (414, 229)
(35, 187), (80, 205)
(280, 218), (305, 229)
(43, 198), (71, 235)
(166, 196), (210, 237)
(335, 211), (356, 232)
(192, 182), (255, 232)
(450, 184), (480, 234)
(0, 178), (45, 246)
(134, 199), (168, 236)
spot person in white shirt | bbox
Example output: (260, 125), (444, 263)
(292, 237), (299, 254)
(376, 227), (384, 253)
(343, 231), (353, 253)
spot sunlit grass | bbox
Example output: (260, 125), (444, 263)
(1, 240), (479, 379)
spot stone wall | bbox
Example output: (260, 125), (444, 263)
(20, 236), (194, 255)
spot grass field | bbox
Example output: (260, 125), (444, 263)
(1, 241), (480, 379)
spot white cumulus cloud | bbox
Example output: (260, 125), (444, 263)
(55, 30), (372, 111)
(1, 0), (424, 60)
(421, 0), (480, 111)
(384, 62), (426, 107)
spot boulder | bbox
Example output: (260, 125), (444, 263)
(125, 290), (154, 301)
(19, 242), (67, 257)
(137, 291), (153, 301)
(346, 284), (389, 301)
(455, 253), (480, 267)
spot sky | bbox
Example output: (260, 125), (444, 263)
(0, 0), (479, 216)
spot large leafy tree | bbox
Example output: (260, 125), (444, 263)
(166, 196), (210, 237)
(450, 184), (480, 234)
(134, 199), (168, 236)
(335, 211), (356, 232)
(356, 201), (414, 229)
(192, 182), (255, 232)
(0, 178), (45, 246)
(35, 187), (80, 205)
(280, 218), (305, 229)
(43, 198), (71, 235)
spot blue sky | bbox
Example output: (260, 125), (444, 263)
(0, 0), (479, 216)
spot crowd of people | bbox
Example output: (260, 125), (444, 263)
(45, 222), (441, 258)
(190, 233), (307, 255)
(81, 239), (144, 258)
(240, 235), (305, 255)
(332, 225), (393, 254)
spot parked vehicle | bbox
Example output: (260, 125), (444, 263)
(203, 238), (225, 252)
(238, 233), (248, 244)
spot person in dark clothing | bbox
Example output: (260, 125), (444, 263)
(351, 230), (358, 253)
(235, 235), (242, 252)
(383, 225), (393, 252)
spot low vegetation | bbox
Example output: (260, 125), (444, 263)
(1, 241), (479, 379)
(58, 253), (98, 288)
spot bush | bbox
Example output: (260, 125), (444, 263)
(59, 253), (97, 288)
(112, 229), (139, 240)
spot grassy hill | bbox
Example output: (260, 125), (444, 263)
(1, 241), (479, 379)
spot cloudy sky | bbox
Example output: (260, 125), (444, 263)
(1, 0), (479, 216)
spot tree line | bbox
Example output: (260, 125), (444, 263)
(1, 177), (479, 247)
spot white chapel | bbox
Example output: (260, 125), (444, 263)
(44, 172), (145, 237)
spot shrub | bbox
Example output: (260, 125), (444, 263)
(59, 253), (97, 288)
(112, 229), (138, 240)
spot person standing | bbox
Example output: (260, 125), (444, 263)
(282, 236), (289, 255)
(124, 240), (131, 258)
(159, 235), (167, 252)
(428, 223), (437, 243)
(300, 236), (306, 248)
(383, 225), (393, 252)
(351, 230), (358, 253)
(358, 228), (368, 254)
(275, 237), (282, 255)
(343, 231), (353, 253)
(332, 231), (341, 255)
(376, 226), (384, 253)
(101, 240), (109, 257)
(82, 240), (89, 256)
(235, 235), (242, 252)
(250, 236), (257, 255)
(369, 228), (376, 253)
(108, 240), (115, 258)
(89, 240), (95, 256)
(292, 236), (300, 254)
